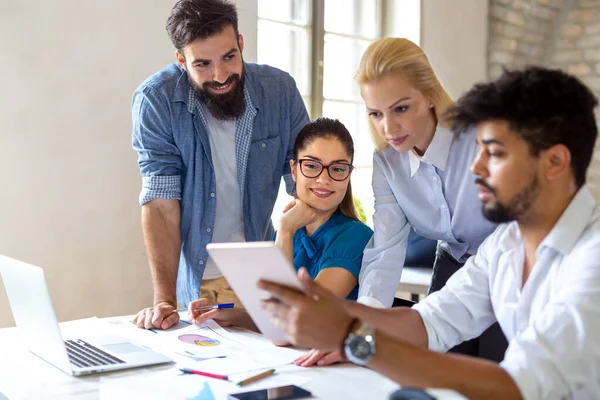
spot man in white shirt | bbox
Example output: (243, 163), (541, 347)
(258, 66), (600, 399)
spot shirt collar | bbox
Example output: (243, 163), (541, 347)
(538, 185), (597, 256)
(408, 125), (453, 177)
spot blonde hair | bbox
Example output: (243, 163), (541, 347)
(355, 38), (454, 150)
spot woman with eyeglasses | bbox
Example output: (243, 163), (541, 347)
(187, 117), (373, 330)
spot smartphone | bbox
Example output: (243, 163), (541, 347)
(228, 385), (312, 400)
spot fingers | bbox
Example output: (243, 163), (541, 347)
(258, 280), (305, 306)
(132, 309), (146, 327)
(188, 298), (213, 321)
(318, 351), (345, 366)
(160, 311), (180, 329)
(134, 303), (176, 330)
(261, 298), (291, 324)
(294, 350), (344, 367)
(150, 308), (168, 329)
(193, 309), (219, 325)
(297, 268), (329, 300)
(303, 349), (328, 367)
(282, 200), (297, 213)
(294, 349), (322, 367)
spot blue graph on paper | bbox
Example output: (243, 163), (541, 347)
(187, 381), (216, 400)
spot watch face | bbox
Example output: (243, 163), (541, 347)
(350, 337), (370, 358)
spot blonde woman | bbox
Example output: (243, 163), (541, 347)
(354, 38), (505, 360)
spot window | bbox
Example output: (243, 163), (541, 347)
(258, 1), (421, 228)
(258, 0), (383, 228)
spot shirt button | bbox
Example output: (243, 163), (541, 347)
(261, 142), (266, 148)
(210, 192), (215, 198)
(199, 260), (204, 265)
(433, 176), (439, 182)
(206, 228), (212, 233)
(441, 204), (447, 210)
(446, 232), (452, 238)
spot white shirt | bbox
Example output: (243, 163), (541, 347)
(358, 125), (497, 307)
(202, 106), (246, 279)
(413, 186), (600, 399)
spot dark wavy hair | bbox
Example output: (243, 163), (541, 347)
(293, 118), (360, 221)
(445, 66), (598, 187)
(166, 0), (238, 55)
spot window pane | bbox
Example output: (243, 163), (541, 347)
(258, 0), (310, 26)
(323, 34), (370, 102)
(257, 20), (311, 97)
(323, 100), (373, 167)
(302, 96), (311, 113)
(325, 0), (379, 39)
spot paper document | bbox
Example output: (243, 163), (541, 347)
(104, 316), (247, 361)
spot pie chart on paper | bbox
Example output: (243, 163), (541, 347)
(178, 333), (220, 347)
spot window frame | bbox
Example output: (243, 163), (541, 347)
(309, 0), (384, 119)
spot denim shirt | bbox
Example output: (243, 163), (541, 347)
(132, 62), (309, 306)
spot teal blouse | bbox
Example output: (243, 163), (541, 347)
(276, 210), (373, 300)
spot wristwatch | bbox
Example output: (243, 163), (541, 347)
(343, 321), (376, 366)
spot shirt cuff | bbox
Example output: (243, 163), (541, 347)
(499, 351), (536, 400)
(412, 302), (446, 352)
(139, 175), (182, 205)
(357, 296), (386, 309)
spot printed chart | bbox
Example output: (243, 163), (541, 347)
(178, 334), (220, 347)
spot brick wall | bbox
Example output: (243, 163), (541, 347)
(488, 0), (563, 79)
(488, 0), (600, 198)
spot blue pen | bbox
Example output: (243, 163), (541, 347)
(173, 303), (235, 313)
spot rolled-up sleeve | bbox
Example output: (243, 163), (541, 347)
(500, 244), (600, 400)
(131, 87), (183, 205)
(358, 153), (411, 308)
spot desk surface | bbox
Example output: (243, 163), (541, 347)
(0, 316), (462, 400)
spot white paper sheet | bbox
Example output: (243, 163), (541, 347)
(103, 315), (248, 361)
(99, 363), (312, 400)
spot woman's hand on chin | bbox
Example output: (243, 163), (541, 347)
(279, 199), (318, 233)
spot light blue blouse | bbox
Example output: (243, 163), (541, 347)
(358, 125), (498, 307)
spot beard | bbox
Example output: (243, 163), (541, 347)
(188, 65), (246, 121)
(476, 175), (540, 224)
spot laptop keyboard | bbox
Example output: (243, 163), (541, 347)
(65, 339), (125, 369)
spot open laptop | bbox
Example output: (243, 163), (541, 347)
(0, 255), (172, 376)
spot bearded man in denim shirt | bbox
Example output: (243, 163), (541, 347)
(131, 0), (309, 330)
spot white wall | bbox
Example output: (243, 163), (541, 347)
(237, 0), (258, 62)
(0, 0), (258, 328)
(420, 0), (489, 99)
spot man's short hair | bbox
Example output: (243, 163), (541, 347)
(166, 0), (238, 54)
(446, 66), (598, 187)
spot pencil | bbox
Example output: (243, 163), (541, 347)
(235, 369), (276, 387)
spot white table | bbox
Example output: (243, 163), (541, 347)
(0, 316), (463, 400)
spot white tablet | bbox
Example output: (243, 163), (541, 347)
(205, 241), (303, 341)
